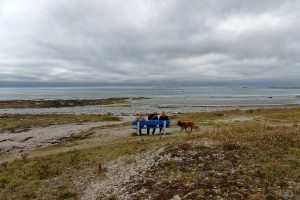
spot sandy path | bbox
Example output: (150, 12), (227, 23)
(0, 120), (127, 153)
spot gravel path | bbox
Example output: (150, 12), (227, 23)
(81, 147), (168, 200)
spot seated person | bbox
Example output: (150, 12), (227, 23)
(147, 112), (158, 135)
(159, 111), (169, 134)
(136, 114), (146, 135)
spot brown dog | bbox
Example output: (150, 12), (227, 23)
(177, 120), (195, 133)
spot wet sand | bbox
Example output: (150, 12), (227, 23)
(0, 97), (299, 115)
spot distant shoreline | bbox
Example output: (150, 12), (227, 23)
(0, 96), (299, 115)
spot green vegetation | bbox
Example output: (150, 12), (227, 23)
(202, 122), (300, 179)
(0, 114), (120, 133)
(107, 194), (118, 200)
(0, 133), (186, 199)
(126, 107), (300, 199)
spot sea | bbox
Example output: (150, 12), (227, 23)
(0, 86), (300, 101)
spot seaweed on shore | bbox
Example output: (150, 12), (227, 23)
(0, 98), (135, 109)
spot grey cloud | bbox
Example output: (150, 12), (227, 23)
(0, 0), (299, 84)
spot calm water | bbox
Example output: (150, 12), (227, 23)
(0, 87), (300, 100)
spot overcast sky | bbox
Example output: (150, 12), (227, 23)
(0, 0), (299, 84)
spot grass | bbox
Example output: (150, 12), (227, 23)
(128, 114), (300, 199)
(0, 133), (188, 200)
(175, 110), (229, 121)
(0, 114), (120, 133)
(261, 108), (300, 123)
(203, 122), (300, 178)
(1, 107), (300, 199)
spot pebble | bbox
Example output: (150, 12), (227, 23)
(171, 195), (181, 200)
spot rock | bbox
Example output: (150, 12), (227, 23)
(171, 195), (181, 200)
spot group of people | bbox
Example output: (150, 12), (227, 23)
(136, 111), (169, 135)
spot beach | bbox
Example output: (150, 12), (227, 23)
(0, 95), (299, 199)
(0, 95), (299, 115)
(0, 96), (298, 155)
(1, 96), (297, 158)
(2, 0), (300, 198)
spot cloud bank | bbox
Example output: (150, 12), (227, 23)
(0, 0), (299, 84)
